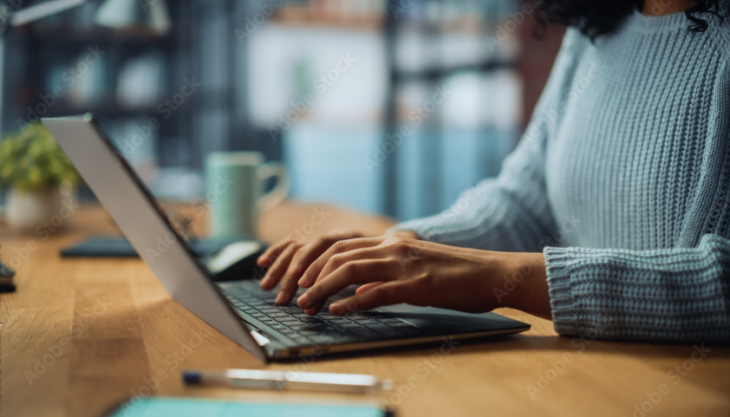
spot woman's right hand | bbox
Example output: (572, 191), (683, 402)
(257, 230), (366, 305)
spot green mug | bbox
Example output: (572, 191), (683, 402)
(205, 152), (288, 238)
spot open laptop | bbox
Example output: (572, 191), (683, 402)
(42, 114), (530, 363)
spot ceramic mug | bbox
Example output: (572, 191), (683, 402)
(205, 152), (288, 238)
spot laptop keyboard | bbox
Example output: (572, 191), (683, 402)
(219, 280), (424, 346)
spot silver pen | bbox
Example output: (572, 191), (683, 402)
(183, 369), (393, 394)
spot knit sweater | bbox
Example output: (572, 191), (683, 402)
(391, 10), (730, 343)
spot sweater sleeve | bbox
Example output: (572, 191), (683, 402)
(390, 30), (586, 252)
(545, 234), (730, 343)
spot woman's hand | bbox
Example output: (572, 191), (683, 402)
(257, 230), (417, 305)
(295, 235), (552, 319)
(257, 230), (364, 304)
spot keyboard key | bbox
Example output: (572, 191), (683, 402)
(275, 318), (300, 324)
(300, 317), (324, 324)
(290, 337), (311, 345)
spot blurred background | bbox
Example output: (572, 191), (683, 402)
(0, 0), (564, 222)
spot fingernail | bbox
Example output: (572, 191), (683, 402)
(298, 276), (308, 287)
(330, 302), (344, 315)
(275, 291), (289, 305)
(297, 293), (310, 309)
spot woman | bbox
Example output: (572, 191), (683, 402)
(257, 0), (730, 343)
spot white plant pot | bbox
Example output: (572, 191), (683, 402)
(5, 187), (74, 233)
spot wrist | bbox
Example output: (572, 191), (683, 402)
(501, 253), (552, 320)
(389, 230), (419, 239)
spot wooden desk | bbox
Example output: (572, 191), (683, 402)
(2, 203), (729, 417)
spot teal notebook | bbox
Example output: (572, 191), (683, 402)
(107, 397), (392, 417)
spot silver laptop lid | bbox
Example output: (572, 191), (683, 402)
(42, 114), (267, 363)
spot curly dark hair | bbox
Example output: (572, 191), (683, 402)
(535, 0), (729, 39)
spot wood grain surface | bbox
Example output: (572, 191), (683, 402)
(1, 202), (728, 417)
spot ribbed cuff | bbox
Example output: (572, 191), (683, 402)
(543, 246), (580, 336)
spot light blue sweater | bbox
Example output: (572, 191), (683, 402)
(392, 11), (730, 343)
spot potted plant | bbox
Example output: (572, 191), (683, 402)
(0, 123), (79, 232)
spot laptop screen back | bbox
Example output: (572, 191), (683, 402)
(42, 115), (266, 363)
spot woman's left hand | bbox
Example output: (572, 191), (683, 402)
(295, 235), (552, 319)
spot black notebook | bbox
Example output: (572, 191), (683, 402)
(61, 235), (248, 258)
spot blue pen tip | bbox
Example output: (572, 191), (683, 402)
(182, 371), (201, 385)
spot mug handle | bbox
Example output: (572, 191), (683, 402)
(257, 162), (289, 212)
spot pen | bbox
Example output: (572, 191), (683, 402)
(183, 369), (393, 394)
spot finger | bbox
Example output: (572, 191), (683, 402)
(274, 238), (342, 305)
(260, 243), (299, 290)
(304, 302), (325, 316)
(329, 281), (410, 315)
(297, 259), (397, 309)
(299, 237), (385, 287)
(287, 238), (336, 279)
(257, 239), (297, 267)
(303, 246), (389, 289)
(356, 282), (383, 295)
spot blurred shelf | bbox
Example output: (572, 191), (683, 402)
(392, 59), (515, 82)
(38, 101), (171, 118)
(271, 5), (383, 31)
(24, 31), (179, 46)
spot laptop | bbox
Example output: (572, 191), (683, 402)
(42, 114), (530, 363)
